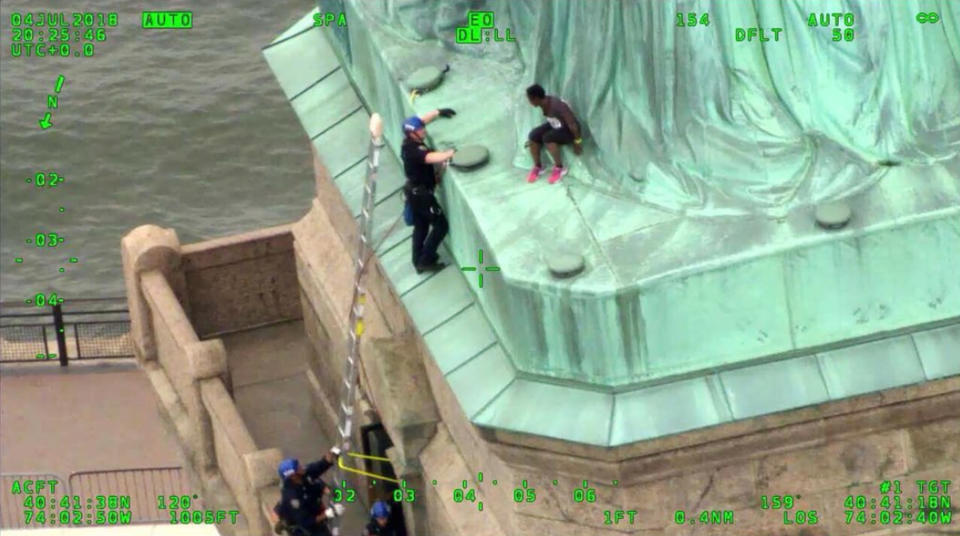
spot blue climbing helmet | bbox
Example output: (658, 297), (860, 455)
(402, 116), (424, 134)
(371, 500), (390, 519)
(277, 458), (300, 480)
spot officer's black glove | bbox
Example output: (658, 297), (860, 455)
(438, 108), (456, 118)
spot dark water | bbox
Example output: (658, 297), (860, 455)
(0, 1), (317, 301)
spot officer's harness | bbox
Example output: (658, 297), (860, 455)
(403, 141), (446, 199)
(405, 184), (434, 196)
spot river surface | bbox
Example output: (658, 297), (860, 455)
(0, 1), (317, 301)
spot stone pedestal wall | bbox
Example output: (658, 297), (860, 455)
(294, 169), (960, 535)
(121, 224), (294, 535)
(180, 224), (300, 338)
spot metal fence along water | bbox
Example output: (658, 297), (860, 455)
(0, 298), (134, 365)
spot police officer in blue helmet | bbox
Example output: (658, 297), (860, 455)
(363, 500), (402, 536)
(401, 108), (457, 274)
(273, 446), (344, 535)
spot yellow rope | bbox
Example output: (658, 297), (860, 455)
(337, 455), (400, 484)
(347, 452), (390, 462)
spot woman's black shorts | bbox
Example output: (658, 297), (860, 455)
(528, 123), (575, 145)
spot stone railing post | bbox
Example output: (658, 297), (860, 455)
(188, 339), (227, 474)
(121, 224), (186, 363)
(244, 447), (283, 535)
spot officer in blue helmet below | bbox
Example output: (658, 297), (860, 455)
(273, 446), (344, 536)
(401, 108), (457, 274)
(363, 500), (403, 536)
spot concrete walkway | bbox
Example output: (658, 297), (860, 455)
(221, 320), (371, 534)
(1, 322), (373, 533)
(0, 362), (182, 477)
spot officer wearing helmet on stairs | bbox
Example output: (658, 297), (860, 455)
(273, 446), (345, 536)
(363, 500), (403, 536)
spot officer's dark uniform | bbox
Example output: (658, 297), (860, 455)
(401, 138), (448, 269)
(365, 520), (401, 536)
(276, 459), (334, 536)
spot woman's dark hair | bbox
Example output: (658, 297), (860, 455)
(526, 84), (546, 99)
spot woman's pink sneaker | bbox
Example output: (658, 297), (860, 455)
(526, 166), (543, 183)
(548, 166), (568, 184)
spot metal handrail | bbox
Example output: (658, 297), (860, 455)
(69, 319), (130, 325)
(66, 465), (182, 477)
(0, 297), (126, 306)
(1, 303), (133, 364)
(1, 309), (130, 318)
(0, 311), (51, 319)
(1, 308), (129, 319)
